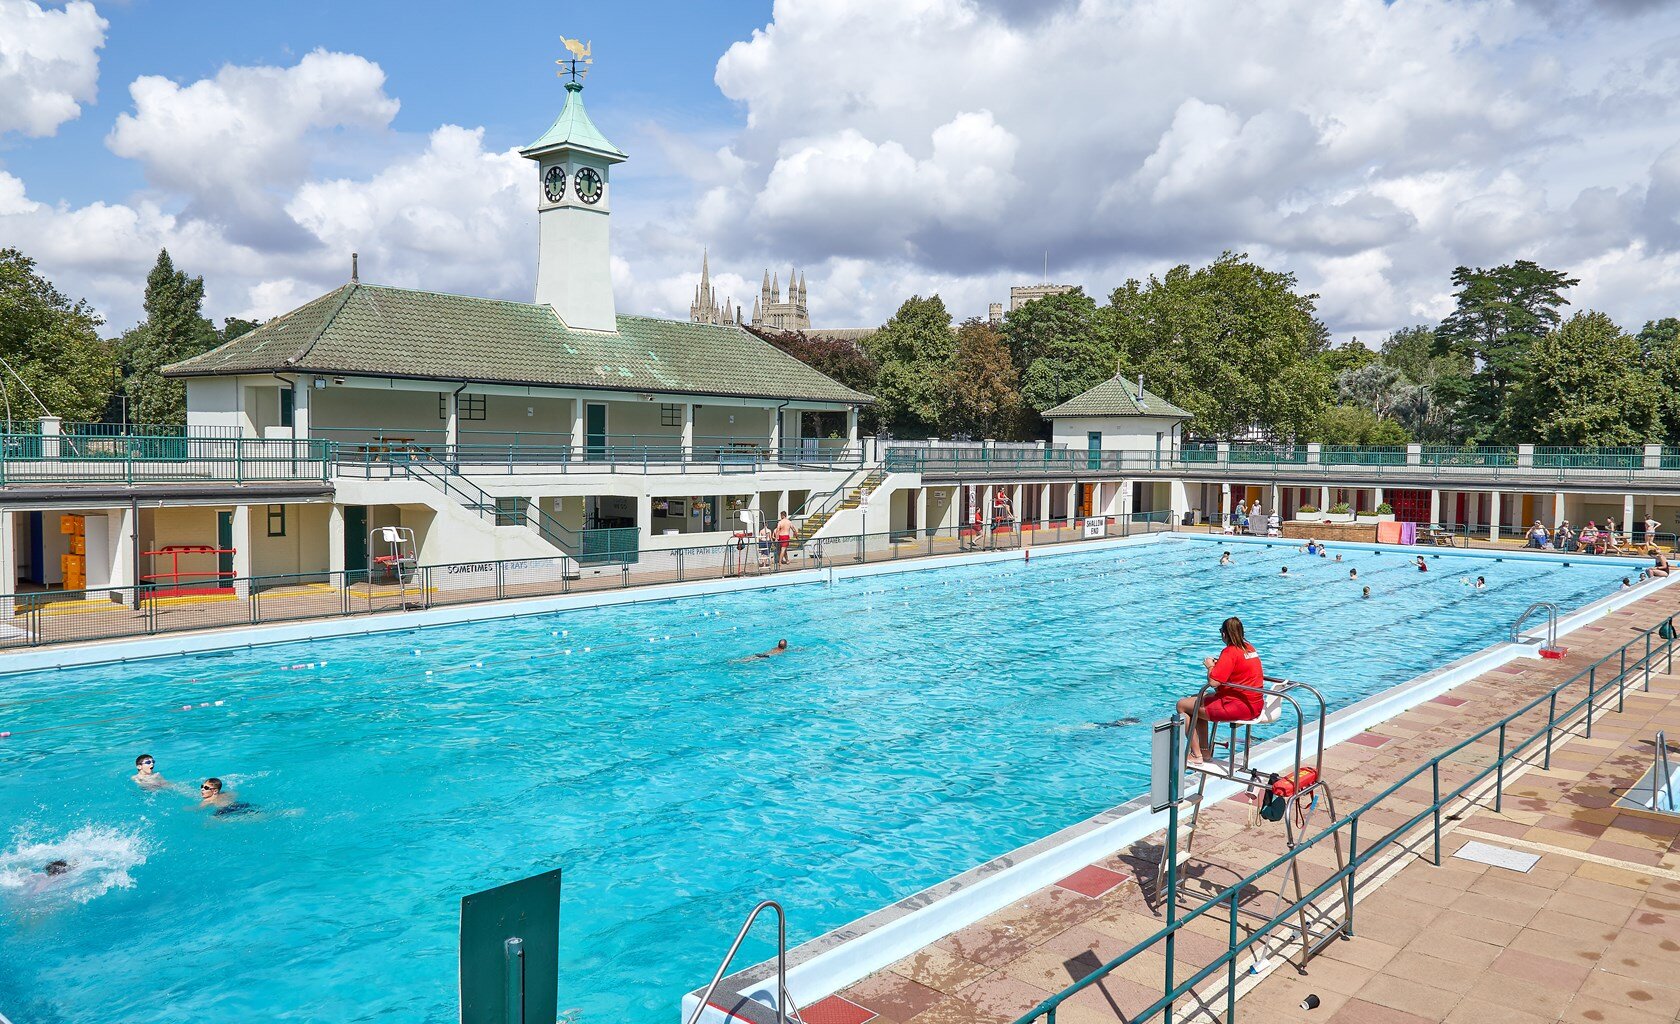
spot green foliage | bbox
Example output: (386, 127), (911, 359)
(1329, 501), (1352, 514)
(1001, 289), (1119, 415)
(1298, 505), (1319, 513)
(1108, 252), (1330, 441)
(222, 317), (263, 342)
(0, 247), (117, 422)
(1437, 260), (1578, 442)
(760, 327), (881, 433)
(862, 294), (955, 437)
(939, 320), (1023, 439)
(118, 250), (218, 424)
(1637, 317), (1680, 439)
(1508, 310), (1660, 444)
(1308, 403), (1412, 445)
(1314, 342), (1376, 379)
(1376, 502), (1393, 514)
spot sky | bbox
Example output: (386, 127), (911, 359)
(4, 0), (1680, 344)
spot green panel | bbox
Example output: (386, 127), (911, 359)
(459, 868), (562, 1024)
(344, 506), (368, 577)
(216, 511), (234, 578)
(584, 404), (607, 461)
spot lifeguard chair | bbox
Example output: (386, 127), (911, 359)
(1154, 674), (1347, 971)
(369, 526), (417, 584)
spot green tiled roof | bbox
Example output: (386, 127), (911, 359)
(162, 283), (871, 405)
(1043, 375), (1190, 419)
(520, 82), (626, 161)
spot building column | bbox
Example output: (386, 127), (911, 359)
(1169, 479), (1190, 523)
(1373, 486), (1384, 509)
(1039, 484), (1051, 525)
(1488, 491), (1501, 542)
(231, 505), (253, 598)
(1553, 491), (1566, 529)
(444, 390), (460, 450)
(110, 506), (135, 594)
(681, 403), (694, 462)
(779, 490), (790, 516)
(1270, 484), (1281, 517)
(1065, 482), (1077, 523)
(1624, 494), (1636, 544)
(328, 504), (346, 576)
(916, 487), (929, 535)
(846, 407), (860, 450)
(1429, 488), (1441, 526)
(636, 494), (654, 541)
(769, 407), (782, 460)
(1012, 483), (1024, 524)
(570, 400), (585, 461)
(1220, 483), (1231, 526)
(1319, 485), (1331, 511)
(0, 511), (14, 620)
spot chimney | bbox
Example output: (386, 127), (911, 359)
(1137, 374), (1147, 408)
(351, 252), (359, 284)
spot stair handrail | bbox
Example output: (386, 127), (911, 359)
(790, 465), (875, 528)
(685, 899), (804, 1024)
(1656, 730), (1675, 813)
(392, 445), (588, 557)
(1510, 601), (1559, 649)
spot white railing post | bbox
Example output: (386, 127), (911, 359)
(1407, 443), (1422, 466)
(1645, 443), (1663, 471)
(1306, 442), (1321, 464)
(1518, 444), (1534, 469)
(39, 415), (61, 460)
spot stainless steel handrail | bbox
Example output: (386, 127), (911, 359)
(1510, 601), (1559, 649)
(1656, 730), (1675, 813)
(686, 900), (804, 1024)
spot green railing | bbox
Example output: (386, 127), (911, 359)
(1011, 607), (1676, 1024)
(1319, 445), (1405, 466)
(1226, 445), (1308, 465)
(1532, 445), (1643, 470)
(0, 436), (332, 484)
(1419, 444), (1518, 467)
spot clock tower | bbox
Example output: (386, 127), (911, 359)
(521, 77), (626, 332)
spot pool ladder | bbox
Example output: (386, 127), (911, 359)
(687, 900), (806, 1024)
(1655, 731), (1676, 813)
(1510, 601), (1560, 651)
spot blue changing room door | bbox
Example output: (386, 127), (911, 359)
(1087, 431), (1101, 470)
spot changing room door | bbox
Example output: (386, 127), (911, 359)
(585, 403), (607, 461)
(344, 506), (368, 578)
(216, 511), (234, 582)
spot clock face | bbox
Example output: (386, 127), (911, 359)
(542, 165), (565, 203)
(574, 166), (604, 205)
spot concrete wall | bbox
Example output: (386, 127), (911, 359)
(312, 387), (445, 443)
(185, 378), (245, 434)
(1051, 415), (1184, 452)
(247, 502), (332, 578)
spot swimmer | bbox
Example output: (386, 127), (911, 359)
(1475, 576), (1486, 589)
(1334, 553), (1342, 562)
(1280, 566), (1290, 576)
(1361, 586), (1371, 599)
(1219, 551), (1232, 566)
(1349, 568), (1358, 580)
(1306, 540), (1319, 556)
(751, 640), (789, 659)
(1319, 548), (1328, 558)
(1415, 555), (1428, 573)
(1622, 577), (1633, 590)
(195, 777), (254, 816)
(30, 860), (72, 895)
(1095, 717), (1141, 728)
(132, 753), (170, 791)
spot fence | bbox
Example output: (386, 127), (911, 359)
(0, 436), (332, 485)
(1010, 606), (1678, 1024)
(0, 513), (1174, 653)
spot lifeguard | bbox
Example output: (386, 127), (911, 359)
(1175, 616), (1264, 766)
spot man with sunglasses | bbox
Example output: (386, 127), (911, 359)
(196, 777), (256, 817)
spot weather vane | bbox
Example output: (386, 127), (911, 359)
(557, 37), (592, 83)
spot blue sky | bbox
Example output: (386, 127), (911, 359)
(3, 0), (1680, 339)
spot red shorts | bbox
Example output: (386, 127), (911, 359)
(1201, 695), (1259, 722)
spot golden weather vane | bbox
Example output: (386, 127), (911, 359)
(557, 37), (593, 83)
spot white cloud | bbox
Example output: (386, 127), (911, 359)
(0, 0), (106, 137)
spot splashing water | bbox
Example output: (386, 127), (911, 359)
(0, 824), (149, 906)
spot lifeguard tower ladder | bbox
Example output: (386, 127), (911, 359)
(1153, 675), (1347, 971)
(367, 526), (419, 609)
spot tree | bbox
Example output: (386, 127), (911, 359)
(939, 320), (1023, 439)
(117, 249), (218, 424)
(1307, 404), (1411, 445)
(0, 247), (117, 423)
(1001, 289), (1119, 415)
(1636, 317), (1680, 439)
(1508, 310), (1661, 444)
(222, 317), (263, 342)
(754, 327), (882, 434)
(1107, 252), (1330, 440)
(861, 295), (955, 437)
(1436, 261), (1578, 442)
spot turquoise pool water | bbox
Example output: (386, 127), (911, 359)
(0, 539), (1633, 1023)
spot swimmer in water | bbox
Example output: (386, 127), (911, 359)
(1361, 586), (1371, 599)
(1622, 577), (1633, 590)
(1219, 551), (1232, 566)
(1280, 566), (1290, 576)
(1415, 555), (1429, 572)
(132, 753), (170, 791)
(1349, 568), (1359, 580)
(1475, 576), (1486, 589)
(29, 860), (72, 895)
(751, 640), (789, 659)
(196, 778), (255, 817)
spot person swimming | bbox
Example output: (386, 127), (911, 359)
(1361, 586), (1371, 599)
(1306, 540), (1319, 556)
(1475, 576), (1486, 589)
(751, 640), (789, 659)
(1349, 568), (1359, 580)
(1279, 566), (1290, 576)
(196, 778), (255, 817)
(1415, 555), (1428, 572)
(1219, 551), (1232, 566)
(132, 754), (170, 791)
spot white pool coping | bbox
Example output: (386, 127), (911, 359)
(688, 534), (1680, 1022)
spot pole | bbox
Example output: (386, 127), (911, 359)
(503, 936), (525, 1024)
(1164, 713), (1181, 1024)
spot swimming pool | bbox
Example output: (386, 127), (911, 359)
(0, 538), (1633, 1023)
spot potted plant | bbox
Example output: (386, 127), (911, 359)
(1326, 501), (1355, 523)
(1295, 504), (1323, 522)
(1374, 502), (1395, 523)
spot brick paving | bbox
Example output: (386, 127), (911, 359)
(817, 585), (1680, 1024)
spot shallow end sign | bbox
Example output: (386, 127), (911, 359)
(1083, 516), (1105, 539)
(460, 868), (561, 1024)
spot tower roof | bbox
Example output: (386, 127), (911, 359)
(520, 82), (627, 162)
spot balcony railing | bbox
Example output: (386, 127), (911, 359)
(0, 434), (332, 485)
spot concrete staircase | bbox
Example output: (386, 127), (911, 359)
(795, 468), (886, 545)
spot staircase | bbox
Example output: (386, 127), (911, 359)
(794, 467), (886, 545)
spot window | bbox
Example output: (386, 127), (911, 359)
(266, 504), (287, 537)
(661, 403), (683, 428)
(438, 393), (488, 420)
(279, 388), (295, 428)
(494, 496), (526, 527)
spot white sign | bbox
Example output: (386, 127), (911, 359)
(1083, 516), (1106, 539)
(1150, 718), (1180, 812)
(437, 557), (567, 591)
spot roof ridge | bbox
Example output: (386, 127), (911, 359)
(287, 283), (359, 367)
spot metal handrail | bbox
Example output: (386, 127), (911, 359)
(1656, 730), (1675, 813)
(686, 900), (804, 1024)
(1510, 601), (1559, 649)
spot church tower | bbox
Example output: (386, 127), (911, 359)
(520, 76), (627, 332)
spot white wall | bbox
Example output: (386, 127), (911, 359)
(1051, 415), (1185, 452)
(185, 378), (246, 434)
